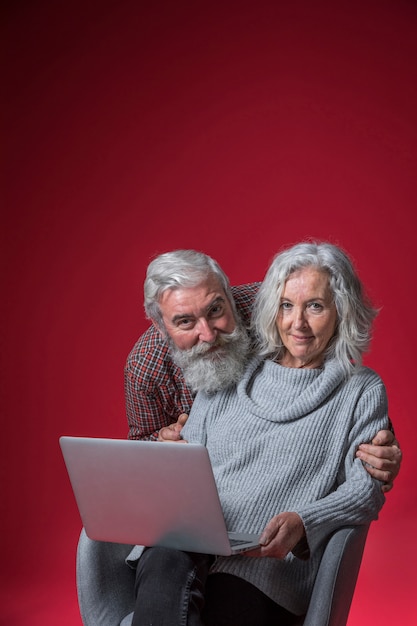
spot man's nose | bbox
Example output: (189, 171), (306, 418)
(197, 318), (217, 343)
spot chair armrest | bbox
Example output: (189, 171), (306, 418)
(302, 524), (369, 626)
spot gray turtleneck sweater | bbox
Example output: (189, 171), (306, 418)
(181, 356), (388, 616)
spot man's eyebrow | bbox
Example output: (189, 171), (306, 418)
(170, 296), (226, 324)
(208, 295), (226, 309)
(171, 312), (194, 323)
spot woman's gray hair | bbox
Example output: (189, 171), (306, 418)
(252, 241), (379, 377)
(144, 249), (236, 329)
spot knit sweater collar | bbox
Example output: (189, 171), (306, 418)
(236, 356), (346, 423)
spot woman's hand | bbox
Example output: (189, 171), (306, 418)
(246, 512), (306, 560)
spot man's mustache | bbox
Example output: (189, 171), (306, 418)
(190, 329), (241, 356)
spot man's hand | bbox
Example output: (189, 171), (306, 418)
(158, 413), (189, 442)
(356, 428), (402, 493)
(246, 512), (306, 560)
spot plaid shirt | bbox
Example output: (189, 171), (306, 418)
(124, 283), (260, 440)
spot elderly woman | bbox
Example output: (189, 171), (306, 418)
(132, 242), (389, 626)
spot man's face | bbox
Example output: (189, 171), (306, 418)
(157, 275), (251, 394)
(158, 275), (237, 351)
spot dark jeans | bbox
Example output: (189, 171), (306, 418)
(132, 547), (298, 626)
(203, 573), (299, 626)
(132, 546), (212, 626)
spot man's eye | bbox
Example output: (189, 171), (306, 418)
(177, 318), (194, 328)
(209, 305), (224, 317)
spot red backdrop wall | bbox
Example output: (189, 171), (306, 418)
(2, 1), (416, 623)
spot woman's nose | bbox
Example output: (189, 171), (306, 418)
(293, 309), (307, 329)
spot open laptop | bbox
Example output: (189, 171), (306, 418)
(59, 436), (260, 556)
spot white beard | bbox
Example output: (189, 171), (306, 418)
(170, 323), (251, 395)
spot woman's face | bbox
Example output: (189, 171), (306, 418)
(276, 266), (338, 369)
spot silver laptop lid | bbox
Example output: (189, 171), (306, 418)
(60, 436), (259, 555)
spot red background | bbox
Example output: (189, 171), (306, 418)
(2, 1), (416, 623)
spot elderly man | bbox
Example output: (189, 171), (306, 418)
(124, 249), (401, 489)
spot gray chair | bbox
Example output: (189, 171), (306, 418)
(76, 524), (370, 626)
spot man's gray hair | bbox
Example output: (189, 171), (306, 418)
(252, 241), (378, 377)
(144, 249), (235, 329)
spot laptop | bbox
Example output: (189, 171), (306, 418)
(59, 436), (260, 556)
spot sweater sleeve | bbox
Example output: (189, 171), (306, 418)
(124, 327), (194, 440)
(297, 378), (388, 554)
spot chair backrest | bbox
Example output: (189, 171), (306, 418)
(76, 524), (370, 626)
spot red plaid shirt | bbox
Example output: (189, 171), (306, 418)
(124, 283), (260, 440)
